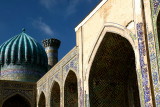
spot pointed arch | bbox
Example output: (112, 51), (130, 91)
(64, 70), (78, 107)
(89, 32), (140, 106)
(2, 94), (31, 107)
(38, 92), (46, 107)
(50, 81), (60, 107)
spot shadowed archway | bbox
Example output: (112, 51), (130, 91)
(157, 12), (160, 47)
(38, 92), (46, 107)
(89, 32), (140, 107)
(64, 71), (78, 107)
(2, 94), (31, 107)
(50, 81), (60, 107)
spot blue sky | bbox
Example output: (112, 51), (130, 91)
(0, 0), (99, 60)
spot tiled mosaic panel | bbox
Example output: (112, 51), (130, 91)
(89, 33), (140, 107)
(2, 94), (31, 107)
(64, 71), (78, 107)
(50, 82), (60, 107)
(0, 64), (47, 82)
(63, 56), (78, 80)
(1, 70), (43, 82)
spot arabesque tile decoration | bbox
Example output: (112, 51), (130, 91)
(137, 22), (152, 106)
(149, 0), (160, 106)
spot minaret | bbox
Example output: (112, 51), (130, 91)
(42, 38), (61, 70)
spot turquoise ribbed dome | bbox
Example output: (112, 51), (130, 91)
(0, 29), (48, 82)
(0, 30), (48, 66)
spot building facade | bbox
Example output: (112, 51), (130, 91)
(1, 0), (160, 106)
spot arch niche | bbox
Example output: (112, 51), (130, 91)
(89, 32), (140, 107)
(38, 92), (46, 107)
(50, 81), (60, 107)
(64, 70), (78, 107)
(2, 94), (31, 107)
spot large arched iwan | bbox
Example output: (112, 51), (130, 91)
(157, 12), (160, 48)
(38, 92), (46, 107)
(64, 70), (78, 107)
(50, 81), (60, 107)
(89, 32), (140, 107)
(2, 94), (31, 107)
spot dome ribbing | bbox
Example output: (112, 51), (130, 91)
(0, 30), (48, 82)
(0, 31), (48, 66)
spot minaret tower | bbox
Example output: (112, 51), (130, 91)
(42, 38), (61, 70)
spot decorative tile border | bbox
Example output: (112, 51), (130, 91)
(137, 22), (152, 106)
(150, 0), (160, 106)
(147, 31), (160, 106)
(79, 80), (84, 107)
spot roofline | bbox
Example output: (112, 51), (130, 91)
(75, 0), (108, 32)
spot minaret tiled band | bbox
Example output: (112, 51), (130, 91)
(42, 38), (61, 70)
